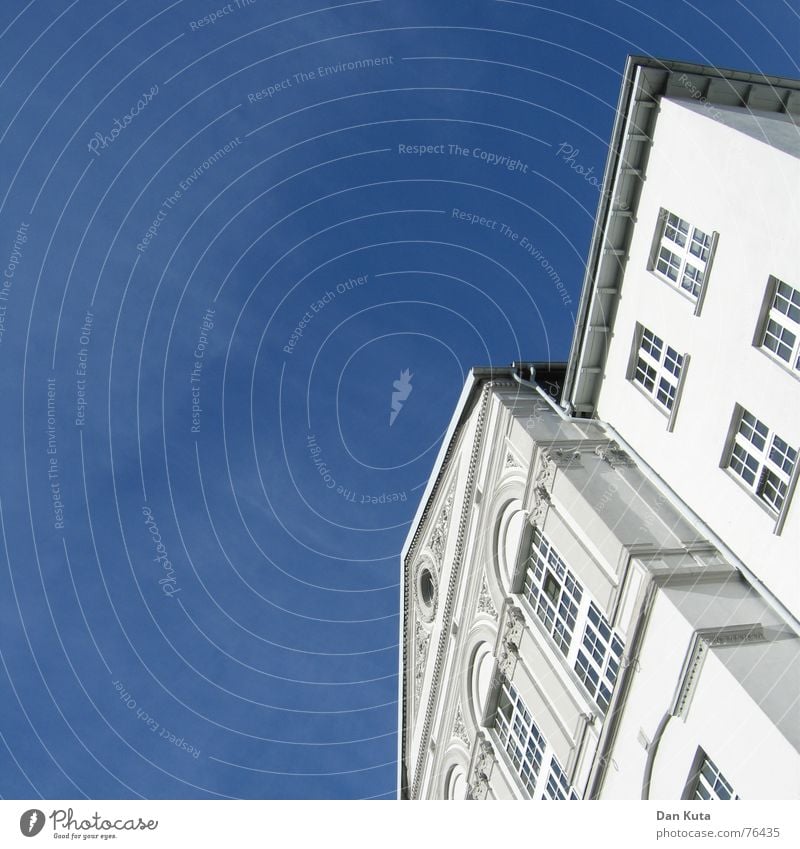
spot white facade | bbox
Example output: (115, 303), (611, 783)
(400, 57), (800, 801)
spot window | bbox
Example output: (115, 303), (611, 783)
(494, 678), (547, 796)
(692, 754), (739, 800)
(632, 326), (685, 414)
(652, 210), (714, 303)
(523, 528), (583, 656)
(760, 278), (800, 372)
(574, 602), (624, 714)
(542, 755), (579, 800)
(522, 531), (626, 714)
(494, 678), (581, 800)
(727, 407), (797, 514)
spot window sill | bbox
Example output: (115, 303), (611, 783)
(647, 227), (717, 316)
(648, 267), (701, 310)
(721, 466), (789, 534)
(628, 377), (678, 429)
(753, 343), (800, 385)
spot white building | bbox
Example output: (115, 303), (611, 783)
(399, 57), (800, 801)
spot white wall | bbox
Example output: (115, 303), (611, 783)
(596, 98), (800, 618)
(602, 589), (800, 800)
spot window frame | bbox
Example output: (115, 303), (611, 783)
(683, 750), (740, 800)
(752, 275), (800, 380)
(522, 527), (584, 658)
(491, 676), (580, 800)
(721, 403), (798, 532)
(492, 677), (548, 798)
(573, 601), (625, 715)
(626, 322), (690, 430)
(520, 528), (626, 716)
(542, 754), (579, 800)
(647, 207), (719, 316)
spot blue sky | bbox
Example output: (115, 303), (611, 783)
(0, 0), (796, 800)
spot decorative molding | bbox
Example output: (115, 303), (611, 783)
(477, 575), (498, 620)
(530, 484), (551, 527)
(550, 446), (583, 469)
(703, 624), (765, 647)
(428, 485), (456, 566)
(408, 384), (496, 799)
(413, 559), (439, 624)
(414, 620), (431, 708)
(529, 448), (564, 528)
(467, 736), (496, 800)
(504, 450), (521, 470)
(453, 701), (470, 748)
(498, 605), (525, 679)
(672, 624), (765, 719)
(595, 441), (635, 469)
(534, 449), (557, 490)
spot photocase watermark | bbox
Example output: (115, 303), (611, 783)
(20, 805), (159, 836)
(247, 56), (394, 102)
(505, 226), (572, 305)
(19, 809), (45, 837)
(677, 73), (724, 120)
(283, 274), (368, 355)
(637, 489), (670, 537)
(594, 479), (619, 513)
(178, 137), (241, 192)
(141, 506), (180, 596)
(398, 142), (530, 173)
(74, 309), (94, 428)
(453, 208), (572, 306)
(389, 369), (413, 426)
(190, 307), (216, 433)
(188, 0), (256, 31)
(306, 433), (407, 503)
(114, 679), (200, 758)
(135, 186), (181, 255)
(136, 137), (241, 253)
(0, 221), (29, 347)
(46, 377), (65, 530)
(87, 84), (159, 157)
(555, 143), (610, 196)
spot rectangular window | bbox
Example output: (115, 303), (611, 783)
(760, 278), (800, 373)
(632, 326), (685, 414)
(693, 754), (739, 800)
(574, 602), (624, 714)
(494, 679), (547, 797)
(727, 407), (797, 514)
(523, 528), (583, 656)
(542, 755), (579, 800)
(653, 210), (714, 304)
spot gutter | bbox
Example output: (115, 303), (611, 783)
(562, 54), (639, 406)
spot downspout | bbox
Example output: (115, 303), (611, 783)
(588, 576), (659, 798)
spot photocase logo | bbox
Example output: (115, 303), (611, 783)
(19, 809), (45, 837)
(389, 369), (413, 426)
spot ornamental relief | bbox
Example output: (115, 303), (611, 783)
(427, 484), (456, 566)
(413, 559), (439, 624)
(498, 605), (525, 679)
(476, 575), (498, 620)
(595, 441), (634, 469)
(530, 484), (551, 527)
(534, 449), (557, 491)
(413, 619), (431, 708)
(467, 736), (495, 800)
(452, 701), (470, 748)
